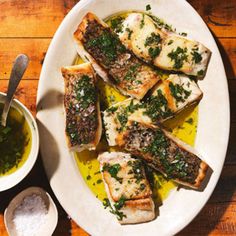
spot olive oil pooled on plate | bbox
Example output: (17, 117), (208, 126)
(0, 104), (31, 176)
(73, 12), (199, 203)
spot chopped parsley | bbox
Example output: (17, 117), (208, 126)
(167, 47), (188, 69)
(96, 179), (103, 184)
(143, 90), (173, 121)
(180, 32), (187, 37)
(116, 111), (128, 130)
(142, 128), (189, 178)
(149, 15), (174, 32)
(148, 47), (161, 59)
(139, 183), (146, 191)
(144, 32), (162, 59)
(185, 117), (194, 124)
(125, 27), (133, 40)
(102, 163), (122, 183)
(140, 14), (145, 29)
(106, 106), (118, 114)
(127, 160), (145, 184)
(115, 100), (143, 131)
(103, 197), (127, 221)
(86, 175), (91, 180)
(86, 30), (126, 65)
(76, 75), (96, 109)
(145, 33), (161, 47)
(169, 82), (191, 105)
(124, 63), (141, 81)
(110, 16), (124, 33)
(146, 4), (151, 11)
(114, 195), (127, 210)
(191, 50), (202, 63)
(197, 70), (204, 76)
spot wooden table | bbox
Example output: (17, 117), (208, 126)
(0, 1), (235, 235)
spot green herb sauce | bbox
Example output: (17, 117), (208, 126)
(0, 103), (31, 175)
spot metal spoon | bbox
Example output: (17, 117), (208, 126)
(1, 54), (29, 127)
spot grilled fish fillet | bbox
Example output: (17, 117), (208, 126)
(103, 74), (202, 146)
(61, 63), (102, 152)
(118, 13), (211, 77)
(74, 12), (161, 100)
(98, 152), (155, 224)
(116, 121), (208, 189)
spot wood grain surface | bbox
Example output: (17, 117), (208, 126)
(0, 0), (235, 235)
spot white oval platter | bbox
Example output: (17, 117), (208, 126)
(36, 0), (230, 235)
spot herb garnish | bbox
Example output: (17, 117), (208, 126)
(167, 47), (188, 69)
(110, 16), (124, 33)
(115, 100), (143, 131)
(149, 15), (174, 32)
(145, 33), (161, 47)
(144, 32), (162, 59)
(124, 63), (141, 82)
(146, 4), (151, 11)
(106, 106), (118, 114)
(102, 163), (123, 183)
(180, 32), (187, 37)
(169, 82), (191, 105)
(197, 70), (204, 76)
(140, 14), (145, 28)
(185, 117), (194, 124)
(76, 75), (96, 109)
(125, 27), (133, 40)
(86, 30), (126, 65)
(191, 50), (202, 63)
(141, 128), (189, 178)
(103, 197), (127, 220)
(148, 47), (161, 58)
(143, 90), (173, 121)
(127, 160), (145, 184)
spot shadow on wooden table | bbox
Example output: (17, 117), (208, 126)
(178, 32), (236, 235)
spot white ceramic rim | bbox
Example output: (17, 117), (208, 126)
(36, 0), (230, 235)
(0, 92), (39, 192)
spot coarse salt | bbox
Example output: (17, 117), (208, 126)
(13, 194), (48, 236)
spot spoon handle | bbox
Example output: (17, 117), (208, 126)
(1, 54), (29, 126)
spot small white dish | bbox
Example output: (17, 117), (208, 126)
(4, 187), (58, 236)
(0, 92), (39, 191)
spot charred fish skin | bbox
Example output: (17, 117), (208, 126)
(118, 13), (211, 77)
(116, 121), (208, 189)
(74, 12), (161, 100)
(98, 152), (155, 224)
(61, 63), (102, 152)
(103, 74), (202, 146)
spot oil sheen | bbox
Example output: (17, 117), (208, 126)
(73, 13), (198, 203)
(0, 104), (32, 176)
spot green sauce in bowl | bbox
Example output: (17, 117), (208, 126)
(0, 103), (31, 176)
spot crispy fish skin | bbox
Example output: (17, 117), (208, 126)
(61, 63), (102, 152)
(116, 121), (208, 189)
(118, 13), (211, 77)
(103, 74), (202, 146)
(98, 152), (155, 224)
(74, 12), (161, 100)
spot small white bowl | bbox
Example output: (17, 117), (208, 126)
(4, 187), (58, 236)
(0, 92), (39, 191)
